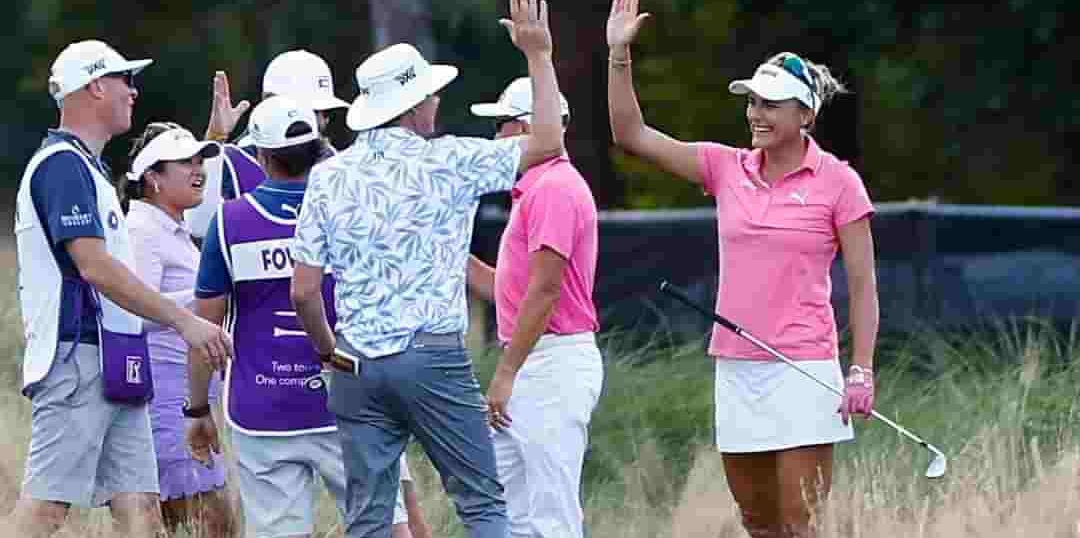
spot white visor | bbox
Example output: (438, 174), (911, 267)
(127, 128), (220, 181)
(728, 63), (819, 112)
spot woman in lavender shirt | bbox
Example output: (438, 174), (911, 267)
(121, 122), (234, 537)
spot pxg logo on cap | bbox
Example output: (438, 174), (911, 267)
(83, 58), (107, 76)
(394, 66), (417, 87)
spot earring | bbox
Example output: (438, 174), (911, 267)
(152, 181), (161, 193)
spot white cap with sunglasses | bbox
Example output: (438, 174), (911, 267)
(127, 128), (221, 181)
(470, 77), (570, 124)
(728, 53), (820, 113)
(48, 40), (152, 100)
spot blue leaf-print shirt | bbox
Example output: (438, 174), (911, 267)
(293, 127), (522, 358)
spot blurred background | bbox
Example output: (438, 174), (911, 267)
(2, 0), (1079, 342)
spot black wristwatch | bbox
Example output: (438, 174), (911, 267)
(182, 398), (212, 419)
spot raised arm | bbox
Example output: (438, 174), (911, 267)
(501, 0), (566, 172)
(607, 0), (701, 185)
(204, 71), (250, 142)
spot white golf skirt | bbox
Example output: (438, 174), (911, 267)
(714, 357), (854, 453)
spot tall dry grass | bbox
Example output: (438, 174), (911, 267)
(1, 244), (1078, 536)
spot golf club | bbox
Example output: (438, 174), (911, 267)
(659, 281), (947, 479)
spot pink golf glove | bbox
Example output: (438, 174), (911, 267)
(838, 365), (874, 424)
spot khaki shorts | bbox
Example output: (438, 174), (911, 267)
(22, 342), (159, 507)
(231, 428), (409, 537)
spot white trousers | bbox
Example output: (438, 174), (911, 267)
(492, 333), (604, 538)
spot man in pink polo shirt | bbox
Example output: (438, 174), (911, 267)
(468, 77), (603, 538)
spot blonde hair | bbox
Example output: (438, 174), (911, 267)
(765, 52), (849, 109)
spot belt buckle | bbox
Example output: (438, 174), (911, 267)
(326, 352), (360, 376)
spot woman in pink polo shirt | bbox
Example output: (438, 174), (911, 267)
(606, 2), (880, 537)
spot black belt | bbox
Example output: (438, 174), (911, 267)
(324, 332), (464, 375)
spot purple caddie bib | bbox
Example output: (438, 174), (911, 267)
(220, 194), (337, 433)
(225, 145), (267, 198)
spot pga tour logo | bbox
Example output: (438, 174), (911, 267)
(126, 355), (143, 384)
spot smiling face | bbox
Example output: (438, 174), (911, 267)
(745, 93), (813, 150)
(145, 155), (207, 211)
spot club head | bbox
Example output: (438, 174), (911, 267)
(925, 444), (947, 479)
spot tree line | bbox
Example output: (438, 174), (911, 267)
(2, 0), (1076, 209)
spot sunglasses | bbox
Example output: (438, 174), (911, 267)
(493, 112), (529, 131)
(104, 70), (137, 90)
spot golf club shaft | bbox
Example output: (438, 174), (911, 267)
(659, 281), (932, 448)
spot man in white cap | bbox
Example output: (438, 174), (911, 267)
(467, 77), (603, 538)
(289, 0), (567, 536)
(187, 49), (351, 239)
(186, 95), (431, 538)
(9, 39), (231, 538)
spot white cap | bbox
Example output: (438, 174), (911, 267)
(470, 77), (570, 124)
(262, 49), (349, 111)
(249, 95), (320, 149)
(127, 127), (220, 181)
(346, 43), (458, 132)
(48, 40), (152, 100)
(728, 54), (819, 113)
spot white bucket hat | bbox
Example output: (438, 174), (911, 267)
(346, 43), (458, 132)
(263, 49), (350, 111)
(728, 53), (819, 113)
(249, 95), (320, 149)
(49, 40), (153, 100)
(127, 127), (220, 181)
(470, 77), (570, 124)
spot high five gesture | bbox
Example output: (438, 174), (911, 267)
(607, 0), (651, 50)
(500, 0), (553, 57)
(500, 0), (566, 173)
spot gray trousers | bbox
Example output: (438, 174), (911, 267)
(329, 333), (507, 538)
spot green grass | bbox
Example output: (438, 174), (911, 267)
(1, 252), (1078, 536)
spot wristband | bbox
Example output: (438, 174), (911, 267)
(205, 130), (228, 142)
(182, 398), (212, 419)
